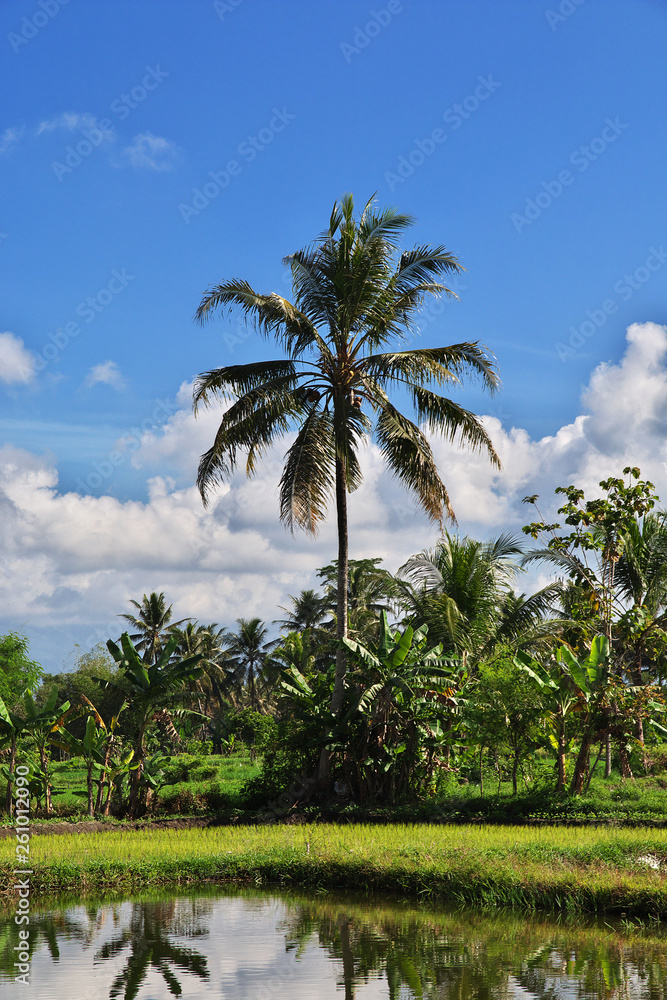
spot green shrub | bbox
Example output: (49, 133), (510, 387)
(241, 718), (319, 807)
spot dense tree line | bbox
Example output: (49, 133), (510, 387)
(1, 468), (666, 818)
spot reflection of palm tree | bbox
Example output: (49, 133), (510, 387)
(95, 900), (209, 1000)
(0, 909), (94, 978)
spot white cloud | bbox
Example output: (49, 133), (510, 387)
(0, 332), (36, 385)
(0, 126), (25, 155)
(2, 322), (667, 670)
(120, 132), (180, 171)
(83, 361), (126, 391)
(35, 112), (115, 142)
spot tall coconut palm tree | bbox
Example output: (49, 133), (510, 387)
(222, 618), (278, 711)
(119, 592), (190, 664)
(274, 589), (331, 633)
(193, 193), (500, 742)
(170, 623), (230, 715)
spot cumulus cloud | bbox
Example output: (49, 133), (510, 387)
(0, 126), (25, 155)
(35, 112), (115, 141)
(2, 322), (667, 670)
(0, 332), (37, 385)
(120, 132), (181, 171)
(83, 360), (126, 391)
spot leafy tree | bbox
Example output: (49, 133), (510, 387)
(523, 467), (667, 755)
(192, 193), (499, 768)
(341, 613), (463, 802)
(471, 657), (545, 794)
(37, 643), (124, 741)
(170, 622), (230, 715)
(274, 589), (330, 633)
(0, 632), (43, 710)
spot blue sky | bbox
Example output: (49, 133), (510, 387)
(2, 0), (667, 673)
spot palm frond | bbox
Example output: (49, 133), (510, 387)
(375, 400), (452, 525)
(279, 409), (335, 533)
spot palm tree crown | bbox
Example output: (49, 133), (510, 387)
(119, 592), (190, 665)
(193, 193), (500, 722)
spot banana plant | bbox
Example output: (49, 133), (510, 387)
(340, 612), (464, 802)
(102, 632), (204, 817)
(0, 687), (71, 816)
(516, 636), (612, 793)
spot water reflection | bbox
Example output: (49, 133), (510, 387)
(1, 888), (666, 1000)
(96, 899), (209, 998)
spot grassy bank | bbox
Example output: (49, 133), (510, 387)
(2, 823), (667, 917)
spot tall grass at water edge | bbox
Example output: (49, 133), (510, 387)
(2, 823), (667, 916)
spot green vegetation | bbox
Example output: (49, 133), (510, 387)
(2, 823), (667, 917)
(3, 200), (667, 850)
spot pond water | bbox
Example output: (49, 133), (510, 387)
(1, 887), (666, 1000)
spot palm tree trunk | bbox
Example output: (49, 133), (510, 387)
(318, 457), (349, 786)
(604, 732), (612, 778)
(331, 456), (349, 715)
(87, 761), (94, 817)
(39, 746), (52, 816)
(5, 737), (16, 816)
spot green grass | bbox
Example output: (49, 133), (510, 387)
(15, 751), (261, 819)
(2, 823), (667, 917)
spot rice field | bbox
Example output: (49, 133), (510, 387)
(2, 822), (667, 916)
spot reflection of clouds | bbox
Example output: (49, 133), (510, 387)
(3, 890), (666, 1000)
(7, 894), (391, 1000)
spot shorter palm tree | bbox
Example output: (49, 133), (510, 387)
(398, 531), (562, 662)
(222, 618), (278, 712)
(119, 592), (190, 664)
